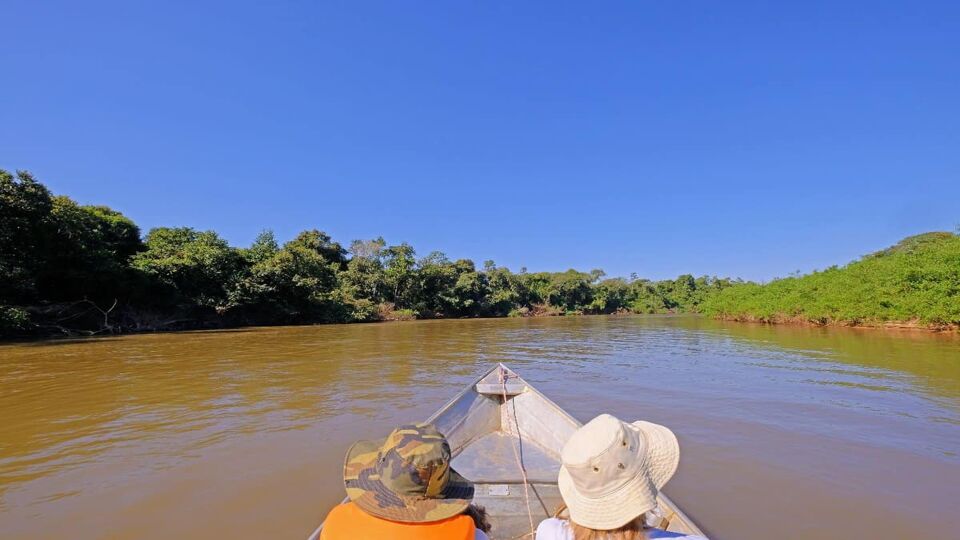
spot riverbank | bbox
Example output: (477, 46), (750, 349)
(0, 304), (666, 341)
(4, 172), (958, 340)
(2, 171), (731, 339)
(702, 232), (960, 331)
(713, 314), (959, 333)
(6, 308), (957, 345)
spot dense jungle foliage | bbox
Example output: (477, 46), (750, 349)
(1, 170), (735, 337)
(702, 232), (960, 328)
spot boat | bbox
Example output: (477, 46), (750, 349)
(307, 363), (707, 539)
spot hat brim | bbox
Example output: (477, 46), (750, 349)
(557, 420), (679, 530)
(343, 438), (474, 523)
(630, 421), (679, 491)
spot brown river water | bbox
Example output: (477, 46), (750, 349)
(1, 315), (958, 539)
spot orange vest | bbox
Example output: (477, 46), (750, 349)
(319, 502), (475, 540)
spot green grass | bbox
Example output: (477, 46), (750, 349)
(702, 232), (960, 328)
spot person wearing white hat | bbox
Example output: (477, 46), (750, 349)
(536, 414), (705, 540)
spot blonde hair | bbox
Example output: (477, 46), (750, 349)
(555, 504), (647, 540)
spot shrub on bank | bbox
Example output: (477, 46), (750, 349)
(702, 232), (960, 328)
(0, 306), (31, 334)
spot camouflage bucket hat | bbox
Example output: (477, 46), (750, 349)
(343, 423), (474, 523)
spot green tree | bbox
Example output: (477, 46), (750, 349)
(339, 238), (387, 302)
(37, 196), (143, 302)
(132, 227), (242, 310)
(518, 272), (551, 307)
(232, 230), (345, 322)
(3, 168), (852, 336)
(242, 230), (280, 264)
(415, 251), (457, 315)
(638, 274), (699, 311)
(0, 170), (53, 304)
(290, 229), (347, 267)
(546, 270), (594, 312)
(449, 259), (489, 316)
(333, 237), (390, 322)
(626, 279), (668, 313)
(383, 243), (418, 309)
(483, 263), (521, 316)
(590, 278), (629, 313)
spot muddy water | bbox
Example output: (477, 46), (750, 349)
(1, 316), (958, 539)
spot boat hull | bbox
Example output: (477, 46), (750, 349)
(308, 364), (707, 540)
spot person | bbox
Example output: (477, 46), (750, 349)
(320, 422), (490, 540)
(536, 414), (706, 540)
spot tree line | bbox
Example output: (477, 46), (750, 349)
(1, 170), (736, 337)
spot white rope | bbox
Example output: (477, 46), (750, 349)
(500, 366), (536, 539)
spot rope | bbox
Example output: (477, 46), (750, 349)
(500, 366), (536, 539)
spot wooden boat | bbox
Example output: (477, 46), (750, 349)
(307, 363), (707, 539)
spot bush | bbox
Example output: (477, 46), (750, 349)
(390, 309), (418, 321)
(0, 305), (31, 335)
(703, 232), (960, 327)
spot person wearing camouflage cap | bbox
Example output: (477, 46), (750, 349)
(320, 422), (489, 540)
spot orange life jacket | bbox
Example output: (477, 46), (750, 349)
(319, 502), (475, 540)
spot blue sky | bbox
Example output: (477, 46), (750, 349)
(2, 1), (958, 281)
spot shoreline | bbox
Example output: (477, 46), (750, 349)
(3, 310), (957, 344)
(712, 314), (959, 333)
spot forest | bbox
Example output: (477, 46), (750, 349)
(5, 169), (957, 338)
(1, 170), (735, 337)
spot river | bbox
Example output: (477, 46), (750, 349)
(1, 315), (958, 539)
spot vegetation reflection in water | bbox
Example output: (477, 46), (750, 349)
(0, 316), (958, 539)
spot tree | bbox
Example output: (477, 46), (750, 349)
(334, 237), (389, 322)
(546, 270), (594, 311)
(0, 169), (53, 303)
(1, 168), (759, 337)
(383, 243), (417, 308)
(339, 238), (387, 303)
(415, 251), (457, 315)
(232, 230), (345, 322)
(450, 260), (489, 316)
(350, 237), (386, 260)
(483, 264), (520, 316)
(626, 279), (668, 313)
(132, 227), (242, 310)
(37, 196), (143, 302)
(79, 205), (143, 261)
(518, 272), (551, 307)
(589, 278), (629, 313)
(243, 230), (279, 264)
(287, 229), (347, 267)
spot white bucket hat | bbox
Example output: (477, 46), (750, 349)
(557, 414), (680, 530)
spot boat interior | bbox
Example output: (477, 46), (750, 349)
(308, 364), (705, 540)
(428, 365), (578, 539)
